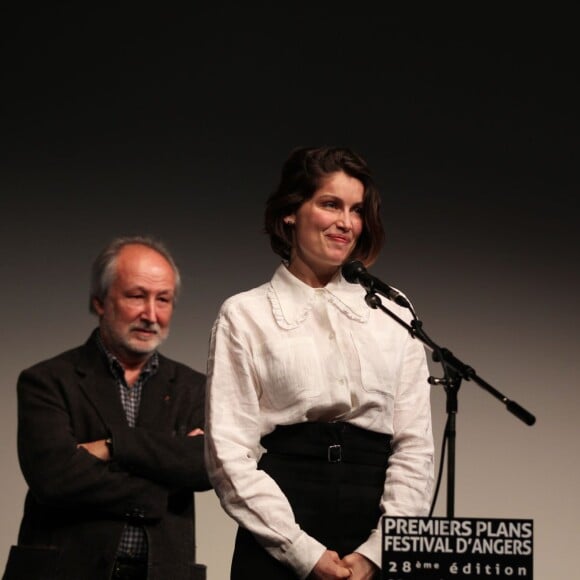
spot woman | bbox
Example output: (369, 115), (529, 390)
(205, 146), (434, 579)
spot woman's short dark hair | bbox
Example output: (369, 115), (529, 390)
(264, 146), (384, 265)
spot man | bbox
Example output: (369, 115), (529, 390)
(3, 236), (211, 580)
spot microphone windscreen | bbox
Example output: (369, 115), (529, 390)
(341, 260), (365, 283)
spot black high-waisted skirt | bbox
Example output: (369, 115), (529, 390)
(230, 421), (392, 579)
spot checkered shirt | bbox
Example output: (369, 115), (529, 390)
(97, 332), (159, 561)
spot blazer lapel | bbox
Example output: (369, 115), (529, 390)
(74, 332), (177, 430)
(136, 356), (176, 430)
(75, 333), (128, 427)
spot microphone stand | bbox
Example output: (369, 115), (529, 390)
(362, 291), (536, 518)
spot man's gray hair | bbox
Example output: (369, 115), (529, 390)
(89, 235), (181, 314)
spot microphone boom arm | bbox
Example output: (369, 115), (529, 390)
(362, 287), (535, 518)
(364, 291), (536, 426)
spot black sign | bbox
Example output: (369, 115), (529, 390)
(382, 516), (533, 579)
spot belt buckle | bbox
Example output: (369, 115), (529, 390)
(328, 444), (342, 463)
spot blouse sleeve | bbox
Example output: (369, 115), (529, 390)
(204, 303), (326, 579)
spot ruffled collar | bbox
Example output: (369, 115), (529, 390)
(267, 263), (370, 329)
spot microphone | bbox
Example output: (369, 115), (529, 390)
(342, 260), (411, 308)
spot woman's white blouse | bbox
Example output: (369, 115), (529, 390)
(205, 264), (434, 578)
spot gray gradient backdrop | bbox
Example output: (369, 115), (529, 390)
(1, 6), (578, 578)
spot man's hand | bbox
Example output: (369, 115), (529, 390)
(309, 550), (351, 579)
(77, 439), (110, 461)
(342, 553), (378, 580)
(187, 428), (204, 436)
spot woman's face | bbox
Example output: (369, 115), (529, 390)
(286, 171), (364, 287)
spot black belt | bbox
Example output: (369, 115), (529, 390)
(261, 422), (392, 467)
(112, 557), (147, 580)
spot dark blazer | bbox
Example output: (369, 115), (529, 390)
(3, 330), (211, 580)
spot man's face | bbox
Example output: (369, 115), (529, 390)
(93, 244), (176, 366)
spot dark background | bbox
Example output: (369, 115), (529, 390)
(1, 5), (578, 577)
